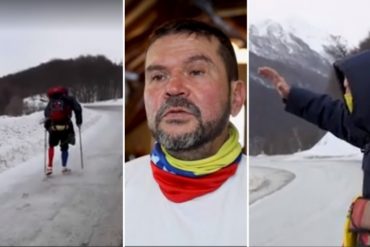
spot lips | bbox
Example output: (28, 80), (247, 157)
(165, 107), (189, 115)
(162, 108), (193, 120)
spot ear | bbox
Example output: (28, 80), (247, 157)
(230, 80), (246, 117)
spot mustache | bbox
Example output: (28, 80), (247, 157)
(155, 96), (201, 123)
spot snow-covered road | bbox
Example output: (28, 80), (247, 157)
(250, 156), (363, 246)
(0, 105), (122, 246)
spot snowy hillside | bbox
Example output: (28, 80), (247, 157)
(250, 19), (338, 62)
(250, 19), (332, 71)
(249, 18), (333, 155)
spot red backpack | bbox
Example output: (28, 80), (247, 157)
(47, 87), (71, 122)
(49, 98), (71, 122)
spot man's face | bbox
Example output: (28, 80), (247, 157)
(144, 33), (231, 151)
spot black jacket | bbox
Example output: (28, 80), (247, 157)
(285, 50), (370, 171)
(44, 95), (83, 126)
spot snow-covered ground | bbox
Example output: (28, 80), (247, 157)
(0, 100), (122, 245)
(250, 132), (363, 246)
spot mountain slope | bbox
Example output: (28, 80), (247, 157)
(249, 19), (333, 155)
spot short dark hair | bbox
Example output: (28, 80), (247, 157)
(147, 19), (238, 82)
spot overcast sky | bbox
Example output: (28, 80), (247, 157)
(250, 0), (370, 48)
(0, 0), (122, 77)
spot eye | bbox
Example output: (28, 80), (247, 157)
(151, 73), (166, 82)
(189, 70), (205, 76)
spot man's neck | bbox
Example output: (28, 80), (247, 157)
(166, 127), (229, 161)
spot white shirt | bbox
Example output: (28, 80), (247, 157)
(125, 154), (247, 246)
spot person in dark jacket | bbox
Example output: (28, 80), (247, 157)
(258, 50), (370, 198)
(44, 86), (82, 176)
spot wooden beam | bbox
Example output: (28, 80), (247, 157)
(126, 12), (158, 40)
(127, 52), (146, 71)
(125, 0), (156, 28)
(215, 7), (246, 17)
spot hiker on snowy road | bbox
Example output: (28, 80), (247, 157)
(44, 86), (82, 176)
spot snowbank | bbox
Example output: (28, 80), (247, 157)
(0, 105), (103, 173)
(83, 98), (123, 106)
(291, 132), (362, 160)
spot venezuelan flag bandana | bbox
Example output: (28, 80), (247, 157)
(150, 124), (242, 203)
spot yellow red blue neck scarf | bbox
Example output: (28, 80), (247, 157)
(150, 124), (243, 203)
(151, 124), (242, 177)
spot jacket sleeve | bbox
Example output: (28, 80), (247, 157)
(69, 97), (83, 125)
(285, 87), (369, 148)
(43, 102), (51, 129)
(44, 102), (51, 118)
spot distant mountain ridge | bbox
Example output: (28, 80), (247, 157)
(249, 19), (334, 155)
(250, 20), (332, 82)
(251, 19), (335, 61)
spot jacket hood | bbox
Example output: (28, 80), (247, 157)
(333, 50), (370, 133)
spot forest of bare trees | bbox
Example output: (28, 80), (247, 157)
(0, 55), (123, 116)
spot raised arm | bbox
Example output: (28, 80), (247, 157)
(258, 66), (369, 148)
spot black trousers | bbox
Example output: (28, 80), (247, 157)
(48, 122), (75, 151)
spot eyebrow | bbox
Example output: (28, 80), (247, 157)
(145, 54), (215, 73)
(184, 54), (214, 66)
(145, 64), (167, 73)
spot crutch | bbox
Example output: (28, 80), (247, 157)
(78, 126), (84, 169)
(44, 129), (47, 174)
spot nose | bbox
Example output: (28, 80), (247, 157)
(165, 75), (189, 97)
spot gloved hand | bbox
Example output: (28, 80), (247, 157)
(76, 119), (82, 128)
(44, 119), (51, 131)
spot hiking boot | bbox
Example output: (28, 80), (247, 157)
(68, 134), (75, 145)
(62, 167), (71, 174)
(46, 167), (53, 176)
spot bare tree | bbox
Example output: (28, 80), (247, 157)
(323, 35), (349, 60)
(4, 95), (23, 116)
(358, 31), (370, 51)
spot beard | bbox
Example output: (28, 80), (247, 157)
(148, 96), (230, 152)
